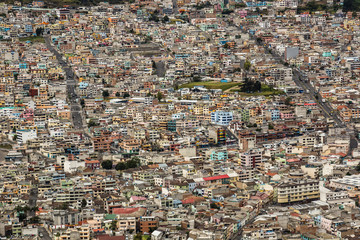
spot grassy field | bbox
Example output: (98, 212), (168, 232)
(179, 81), (240, 91)
(19, 36), (45, 43)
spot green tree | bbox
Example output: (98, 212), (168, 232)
(115, 92), (121, 97)
(193, 76), (201, 82)
(36, 27), (44, 36)
(115, 162), (126, 171)
(356, 163), (360, 172)
(123, 92), (130, 98)
(244, 60), (251, 71)
(102, 90), (110, 98)
(101, 160), (113, 170)
(162, 15), (169, 23)
(80, 99), (85, 108)
(110, 220), (117, 231)
(285, 97), (292, 105)
(29, 216), (40, 224)
(343, 0), (360, 11)
(156, 92), (163, 101)
(18, 213), (27, 222)
(13, 135), (17, 141)
(81, 199), (87, 208)
(210, 202), (219, 209)
(88, 119), (98, 128)
(268, 123), (274, 130)
(133, 233), (142, 240)
(126, 159), (138, 169)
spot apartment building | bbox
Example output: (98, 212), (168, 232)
(277, 179), (319, 204)
(240, 149), (263, 169)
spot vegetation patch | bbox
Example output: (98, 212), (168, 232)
(0, 143), (12, 149)
(179, 81), (240, 91)
(19, 36), (45, 43)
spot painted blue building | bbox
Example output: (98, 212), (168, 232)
(211, 111), (233, 125)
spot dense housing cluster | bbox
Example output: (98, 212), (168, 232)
(1, 0), (360, 239)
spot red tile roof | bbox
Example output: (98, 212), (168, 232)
(203, 174), (229, 181)
(112, 207), (146, 215)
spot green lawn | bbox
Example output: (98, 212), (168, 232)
(19, 36), (45, 43)
(179, 81), (240, 91)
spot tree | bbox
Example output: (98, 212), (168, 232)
(88, 119), (98, 128)
(18, 213), (27, 222)
(13, 135), (17, 141)
(285, 97), (292, 105)
(123, 92), (130, 98)
(60, 202), (69, 210)
(125, 159), (138, 169)
(162, 15), (169, 23)
(244, 60), (251, 71)
(102, 90), (109, 98)
(36, 27), (44, 36)
(115, 162), (126, 171)
(343, 0), (360, 12)
(80, 99), (85, 108)
(29, 216), (40, 224)
(193, 76), (201, 82)
(353, 11), (358, 19)
(149, 13), (159, 22)
(210, 202), (219, 209)
(254, 81), (261, 91)
(81, 199), (87, 208)
(240, 79), (261, 93)
(356, 163), (360, 172)
(268, 123), (274, 130)
(101, 160), (113, 170)
(115, 92), (121, 97)
(110, 220), (117, 231)
(133, 233), (142, 240)
(156, 92), (163, 101)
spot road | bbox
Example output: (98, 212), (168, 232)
(44, 37), (85, 130)
(38, 227), (52, 240)
(172, 0), (178, 14)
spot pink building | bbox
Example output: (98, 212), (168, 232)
(21, 109), (34, 120)
(280, 112), (294, 119)
(238, 10), (247, 18)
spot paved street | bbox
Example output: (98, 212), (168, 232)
(38, 227), (52, 240)
(44, 37), (85, 130)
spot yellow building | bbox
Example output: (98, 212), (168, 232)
(277, 179), (319, 204)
